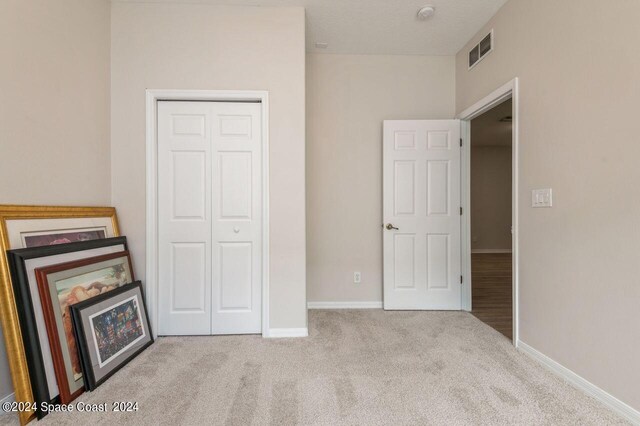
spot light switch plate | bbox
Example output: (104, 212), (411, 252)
(532, 188), (552, 208)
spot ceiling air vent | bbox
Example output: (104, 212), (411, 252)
(468, 30), (493, 70)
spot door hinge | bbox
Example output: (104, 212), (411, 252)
(460, 207), (463, 215)
(460, 138), (463, 147)
(460, 275), (463, 284)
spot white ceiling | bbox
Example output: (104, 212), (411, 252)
(125, 0), (508, 55)
(471, 99), (512, 147)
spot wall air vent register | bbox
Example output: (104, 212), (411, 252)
(468, 30), (493, 69)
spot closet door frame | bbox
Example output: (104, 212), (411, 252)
(145, 89), (270, 338)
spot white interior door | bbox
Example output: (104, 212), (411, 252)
(383, 120), (461, 310)
(210, 102), (262, 334)
(158, 101), (262, 335)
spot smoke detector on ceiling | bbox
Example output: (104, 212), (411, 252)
(417, 5), (436, 20)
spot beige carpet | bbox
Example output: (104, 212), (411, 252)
(1, 310), (626, 425)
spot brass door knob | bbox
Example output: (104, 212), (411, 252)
(385, 223), (399, 231)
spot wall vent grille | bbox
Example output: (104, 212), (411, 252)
(468, 30), (493, 69)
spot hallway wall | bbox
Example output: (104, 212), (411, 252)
(470, 145), (512, 251)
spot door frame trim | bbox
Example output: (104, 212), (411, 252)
(457, 78), (519, 346)
(145, 89), (270, 338)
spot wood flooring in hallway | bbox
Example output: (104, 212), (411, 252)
(471, 252), (513, 340)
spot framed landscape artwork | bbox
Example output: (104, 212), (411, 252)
(71, 281), (153, 391)
(0, 204), (119, 424)
(35, 251), (134, 403)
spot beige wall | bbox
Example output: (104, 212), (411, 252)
(306, 53), (455, 303)
(111, 3), (307, 330)
(0, 0), (111, 401)
(470, 146), (512, 250)
(457, 0), (640, 410)
(0, 0), (111, 205)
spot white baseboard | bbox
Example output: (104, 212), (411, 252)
(471, 249), (512, 254)
(307, 301), (383, 309)
(518, 341), (640, 424)
(266, 328), (308, 338)
(0, 393), (15, 415)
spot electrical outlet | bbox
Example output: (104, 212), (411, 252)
(353, 272), (361, 284)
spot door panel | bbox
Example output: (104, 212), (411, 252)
(218, 242), (253, 310)
(211, 102), (262, 334)
(158, 101), (262, 335)
(219, 152), (252, 219)
(394, 234), (416, 289)
(427, 160), (450, 216)
(172, 151), (207, 220)
(383, 120), (461, 310)
(170, 243), (207, 311)
(394, 161), (416, 216)
(158, 102), (212, 335)
(427, 234), (449, 289)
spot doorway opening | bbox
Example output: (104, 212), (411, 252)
(458, 78), (519, 347)
(469, 99), (513, 340)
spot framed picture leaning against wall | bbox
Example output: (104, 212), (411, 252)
(71, 281), (153, 391)
(0, 205), (120, 424)
(7, 237), (128, 419)
(35, 251), (134, 403)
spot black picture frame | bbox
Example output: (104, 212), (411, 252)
(71, 281), (153, 391)
(7, 236), (128, 418)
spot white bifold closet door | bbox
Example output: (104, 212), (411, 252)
(157, 101), (262, 335)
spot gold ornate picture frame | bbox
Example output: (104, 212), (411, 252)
(0, 205), (119, 425)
